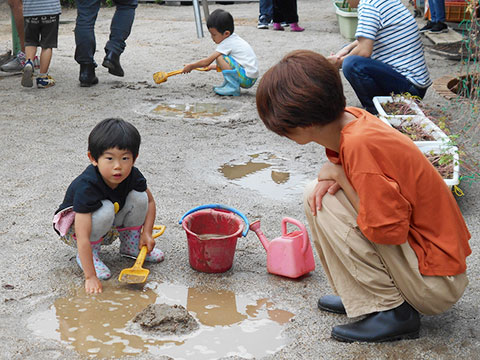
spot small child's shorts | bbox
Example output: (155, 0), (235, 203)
(53, 207), (119, 248)
(24, 14), (60, 49)
(224, 55), (257, 89)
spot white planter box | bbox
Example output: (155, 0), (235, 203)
(418, 143), (460, 188)
(373, 96), (426, 119)
(379, 114), (450, 146)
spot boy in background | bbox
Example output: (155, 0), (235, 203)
(256, 50), (470, 342)
(183, 9), (259, 96)
(21, 0), (61, 88)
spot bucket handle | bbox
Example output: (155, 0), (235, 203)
(179, 204), (249, 237)
(282, 217), (310, 254)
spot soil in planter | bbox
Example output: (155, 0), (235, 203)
(392, 121), (436, 141)
(382, 101), (417, 116)
(425, 153), (454, 179)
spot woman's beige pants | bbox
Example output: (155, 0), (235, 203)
(303, 180), (468, 318)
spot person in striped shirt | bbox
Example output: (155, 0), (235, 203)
(328, 0), (431, 114)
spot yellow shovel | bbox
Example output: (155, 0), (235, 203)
(153, 67), (210, 84)
(118, 225), (165, 284)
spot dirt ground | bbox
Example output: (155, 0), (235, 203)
(0, 0), (479, 359)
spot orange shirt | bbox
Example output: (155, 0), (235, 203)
(326, 107), (471, 276)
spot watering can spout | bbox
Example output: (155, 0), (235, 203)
(249, 220), (270, 251)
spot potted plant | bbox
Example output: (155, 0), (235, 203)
(418, 144), (460, 188)
(373, 95), (426, 118)
(333, 0), (358, 41)
(382, 115), (450, 146)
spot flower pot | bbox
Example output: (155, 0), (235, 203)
(333, 2), (358, 41)
(417, 143), (460, 188)
(380, 115), (450, 146)
(373, 96), (426, 119)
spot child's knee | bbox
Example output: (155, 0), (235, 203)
(90, 200), (116, 240)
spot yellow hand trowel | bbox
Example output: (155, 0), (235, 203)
(118, 225), (165, 284)
(153, 67), (210, 84)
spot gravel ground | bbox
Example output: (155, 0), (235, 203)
(0, 0), (478, 359)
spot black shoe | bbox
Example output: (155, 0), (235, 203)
(331, 302), (420, 343)
(318, 295), (346, 314)
(79, 63), (99, 87)
(419, 20), (433, 33)
(102, 50), (124, 77)
(430, 22), (449, 33)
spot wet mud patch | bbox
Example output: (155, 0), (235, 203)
(149, 102), (234, 119)
(133, 303), (199, 335)
(27, 282), (294, 359)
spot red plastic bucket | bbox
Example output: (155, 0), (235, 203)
(180, 206), (248, 273)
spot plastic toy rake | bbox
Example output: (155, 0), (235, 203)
(153, 67), (210, 84)
(118, 225), (165, 284)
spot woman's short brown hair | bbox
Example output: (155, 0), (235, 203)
(256, 50), (346, 136)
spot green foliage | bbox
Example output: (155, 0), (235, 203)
(60, 0), (113, 7)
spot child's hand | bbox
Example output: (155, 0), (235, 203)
(207, 63), (217, 71)
(140, 230), (155, 253)
(85, 276), (102, 294)
(327, 54), (342, 69)
(183, 64), (194, 73)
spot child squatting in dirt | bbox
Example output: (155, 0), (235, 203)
(53, 118), (164, 294)
(182, 8), (259, 96)
(255, 50), (471, 343)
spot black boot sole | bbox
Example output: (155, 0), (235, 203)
(79, 77), (99, 87)
(102, 59), (124, 77)
(332, 329), (420, 343)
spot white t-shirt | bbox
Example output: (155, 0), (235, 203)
(216, 33), (259, 79)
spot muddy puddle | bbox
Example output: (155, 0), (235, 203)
(27, 282), (294, 359)
(150, 103), (232, 119)
(219, 153), (308, 200)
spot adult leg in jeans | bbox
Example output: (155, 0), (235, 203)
(106, 0), (138, 56)
(342, 55), (427, 114)
(259, 0), (273, 22)
(429, 0), (446, 23)
(74, 0), (101, 65)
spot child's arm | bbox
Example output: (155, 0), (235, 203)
(182, 51), (222, 73)
(139, 188), (156, 253)
(75, 212), (103, 294)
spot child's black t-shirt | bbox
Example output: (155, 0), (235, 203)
(56, 164), (147, 214)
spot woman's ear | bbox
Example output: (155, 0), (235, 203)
(87, 151), (98, 166)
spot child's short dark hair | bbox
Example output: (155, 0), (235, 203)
(256, 50), (346, 137)
(207, 9), (234, 34)
(88, 118), (141, 161)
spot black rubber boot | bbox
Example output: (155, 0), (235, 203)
(79, 63), (99, 87)
(102, 50), (124, 77)
(318, 295), (346, 314)
(331, 301), (420, 343)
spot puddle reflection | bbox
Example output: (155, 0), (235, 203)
(219, 153), (307, 200)
(28, 282), (294, 359)
(151, 103), (231, 118)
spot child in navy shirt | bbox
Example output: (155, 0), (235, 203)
(53, 118), (163, 294)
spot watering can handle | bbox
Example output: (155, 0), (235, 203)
(179, 204), (249, 237)
(281, 217), (310, 254)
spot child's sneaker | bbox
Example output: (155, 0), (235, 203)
(21, 60), (34, 88)
(33, 56), (40, 69)
(273, 22), (284, 31)
(36, 74), (55, 88)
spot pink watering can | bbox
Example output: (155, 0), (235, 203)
(250, 217), (315, 279)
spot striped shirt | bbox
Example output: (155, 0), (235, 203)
(23, 0), (61, 17)
(355, 0), (431, 88)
